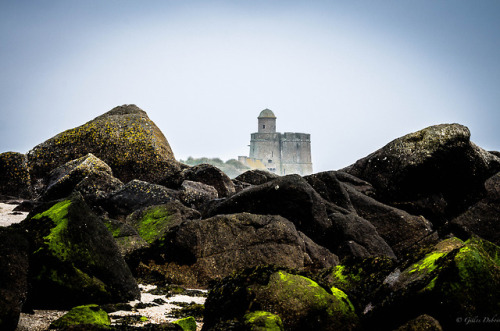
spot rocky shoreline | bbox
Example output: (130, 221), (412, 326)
(1, 104), (499, 330)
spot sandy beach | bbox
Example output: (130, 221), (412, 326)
(0, 202), (28, 227)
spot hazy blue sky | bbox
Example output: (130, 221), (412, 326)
(1, 1), (499, 172)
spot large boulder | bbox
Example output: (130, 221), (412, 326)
(344, 124), (500, 221)
(368, 237), (500, 330)
(0, 152), (33, 199)
(204, 175), (333, 247)
(143, 213), (338, 287)
(41, 153), (123, 202)
(0, 227), (29, 331)
(179, 180), (218, 210)
(27, 104), (181, 187)
(450, 171), (500, 245)
(203, 267), (358, 331)
(304, 171), (355, 212)
(181, 164), (236, 197)
(21, 193), (140, 308)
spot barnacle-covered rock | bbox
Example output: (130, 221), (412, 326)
(27, 104), (181, 188)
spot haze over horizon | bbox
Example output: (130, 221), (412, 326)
(1, 1), (500, 172)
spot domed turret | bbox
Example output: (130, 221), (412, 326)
(258, 108), (276, 133)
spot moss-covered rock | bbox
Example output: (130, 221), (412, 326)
(27, 104), (181, 186)
(49, 304), (111, 329)
(21, 193), (140, 308)
(0, 152), (33, 198)
(203, 266), (358, 331)
(393, 314), (443, 331)
(369, 237), (500, 330)
(126, 201), (200, 244)
(243, 311), (283, 331)
(172, 316), (197, 331)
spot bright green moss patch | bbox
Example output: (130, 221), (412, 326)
(408, 251), (446, 274)
(32, 200), (73, 260)
(172, 316), (196, 331)
(244, 311), (284, 331)
(49, 304), (111, 329)
(136, 206), (173, 243)
(330, 286), (356, 314)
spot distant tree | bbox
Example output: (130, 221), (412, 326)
(180, 157), (250, 178)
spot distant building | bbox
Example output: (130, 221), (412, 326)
(238, 109), (313, 176)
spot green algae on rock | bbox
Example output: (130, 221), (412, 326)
(244, 311), (284, 331)
(49, 304), (111, 329)
(27, 104), (181, 186)
(22, 193), (140, 308)
(172, 316), (197, 331)
(203, 266), (358, 331)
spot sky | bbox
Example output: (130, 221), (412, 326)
(1, 0), (500, 172)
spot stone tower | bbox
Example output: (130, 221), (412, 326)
(239, 109), (313, 176)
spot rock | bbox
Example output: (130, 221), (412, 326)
(41, 153), (122, 201)
(21, 193), (140, 308)
(27, 104), (181, 186)
(343, 183), (437, 257)
(49, 304), (111, 329)
(181, 164), (235, 197)
(393, 314), (443, 331)
(329, 212), (396, 259)
(0, 152), (33, 199)
(149, 213), (338, 286)
(179, 180), (218, 210)
(343, 124), (500, 221)
(101, 217), (148, 256)
(101, 179), (179, 220)
(126, 201), (201, 244)
(231, 179), (252, 193)
(204, 175), (333, 248)
(369, 237), (500, 330)
(304, 171), (354, 212)
(450, 172), (500, 245)
(172, 316), (197, 331)
(0, 227), (29, 331)
(203, 267), (358, 331)
(243, 311), (284, 331)
(235, 169), (280, 185)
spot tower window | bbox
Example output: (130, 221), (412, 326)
(263, 125), (266, 129)
(268, 159), (272, 163)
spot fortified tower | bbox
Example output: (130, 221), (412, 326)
(239, 109), (313, 176)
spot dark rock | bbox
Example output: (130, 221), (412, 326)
(148, 213), (338, 286)
(0, 152), (33, 199)
(126, 201), (201, 244)
(101, 179), (179, 220)
(204, 175), (333, 247)
(343, 124), (500, 221)
(329, 212), (396, 259)
(41, 153), (123, 202)
(0, 227), (29, 331)
(368, 237), (500, 330)
(393, 314), (443, 331)
(335, 171), (377, 198)
(181, 164), (235, 197)
(231, 179), (252, 193)
(21, 193), (140, 308)
(101, 217), (148, 256)
(203, 266), (358, 331)
(343, 183), (437, 257)
(243, 311), (284, 331)
(305, 171), (354, 212)
(27, 104), (181, 186)
(234, 169), (279, 185)
(450, 172), (500, 245)
(179, 180), (218, 210)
